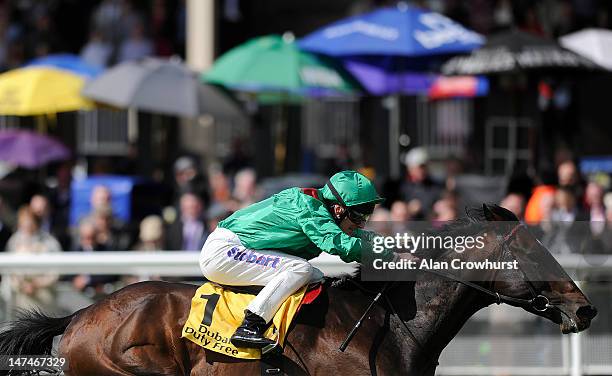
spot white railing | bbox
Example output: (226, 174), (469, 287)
(0, 252), (609, 376)
(0, 251), (356, 321)
(1, 252), (607, 274)
(0, 251), (356, 275)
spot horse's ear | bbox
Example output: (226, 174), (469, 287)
(483, 203), (508, 221)
(483, 203), (496, 221)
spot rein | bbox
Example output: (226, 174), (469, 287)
(421, 222), (578, 329)
(340, 222), (577, 368)
(422, 223), (553, 312)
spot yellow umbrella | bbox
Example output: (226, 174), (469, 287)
(0, 66), (93, 115)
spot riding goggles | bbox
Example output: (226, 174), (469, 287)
(346, 209), (370, 226)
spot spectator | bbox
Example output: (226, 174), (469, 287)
(89, 205), (130, 251)
(90, 185), (112, 211)
(92, 0), (140, 47)
(233, 168), (257, 208)
(557, 160), (584, 199)
(48, 162), (72, 250)
(500, 193), (526, 220)
(209, 167), (232, 206)
(80, 30), (112, 68)
(493, 0), (513, 29)
(172, 156), (208, 206)
(432, 200), (457, 223)
(526, 185), (556, 225)
(585, 182), (606, 235)
(390, 200), (410, 223)
(605, 192), (612, 224)
(29, 194), (52, 233)
(368, 206), (393, 236)
(6, 206), (61, 311)
(0, 196), (12, 251)
(91, 0), (123, 43)
(71, 218), (118, 299)
(401, 147), (443, 219)
(537, 188), (557, 233)
(124, 215), (166, 285)
(540, 187), (589, 255)
(166, 192), (207, 251)
(432, 193), (459, 225)
(579, 183), (610, 254)
(389, 200), (410, 233)
(84, 185), (130, 247)
(117, 21), (153, 62)
(551, 187), (585, 223)
(135, 215), (164, 251)
(558, 160), (578, 186)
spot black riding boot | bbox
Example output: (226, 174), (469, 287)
(230, 310), (276, 349)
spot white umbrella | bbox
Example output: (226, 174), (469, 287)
(560, 28), (612, 71)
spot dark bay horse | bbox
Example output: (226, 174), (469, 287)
(0, 204), (597, 375)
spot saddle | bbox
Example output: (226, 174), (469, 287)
(181, 279), (324, 361)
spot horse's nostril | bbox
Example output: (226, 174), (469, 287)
(577, 305), (598, 320)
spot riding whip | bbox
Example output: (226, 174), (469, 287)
(339, 282), (390, 352)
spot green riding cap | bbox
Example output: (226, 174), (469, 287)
(320, 170), (385, 208)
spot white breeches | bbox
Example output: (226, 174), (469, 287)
(199, 227), (324, 323)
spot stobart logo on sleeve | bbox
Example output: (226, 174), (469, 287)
(227, 247), (280, 268)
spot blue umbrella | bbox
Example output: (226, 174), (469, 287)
(299, 3), (484, 94)
(27, 53), (103, 79)
(300, 4), (483, 57)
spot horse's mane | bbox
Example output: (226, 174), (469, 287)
(331, 204), (518, 289)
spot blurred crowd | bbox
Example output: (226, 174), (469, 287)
(0, 0), (184, 71)
(371, 147), (612, 256)
(0, 153), (257, 311)
(2, 145), (611, 312)
(403, 0), (612, 37)
(0, 0), (611, 71)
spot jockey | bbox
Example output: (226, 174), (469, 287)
(199, 170), (405, 349)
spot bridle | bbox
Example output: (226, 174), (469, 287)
(342, 222), (578, 371)
(386, 222), (577, 369)
(423, 222), (552, 312)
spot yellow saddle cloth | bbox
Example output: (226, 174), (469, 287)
(181, 281), (307, 360)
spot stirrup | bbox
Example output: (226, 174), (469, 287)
(262, 342), (282, 357)
(230, 330), (276, 349)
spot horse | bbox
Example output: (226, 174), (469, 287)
(0, 204), (597, 375)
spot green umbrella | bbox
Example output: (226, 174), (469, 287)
(204, 33), (359, 174)
(203, 33), (359, 101)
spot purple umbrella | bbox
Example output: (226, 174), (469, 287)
(0, 130), (71, 168)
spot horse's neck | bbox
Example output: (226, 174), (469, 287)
(397, 278), (484, 371)
(393, 252), (492, 373)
